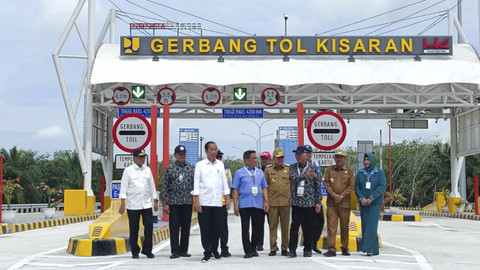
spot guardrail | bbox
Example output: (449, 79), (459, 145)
(2, 203), (101, 213)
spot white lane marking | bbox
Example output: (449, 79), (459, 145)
(7, 246), (67, 270)
(408, 221), (458, 231)
(96, 224), (200, 270)
(309, 257), (348, 270)
(382, 241), (433, 270)
(314, 256), (419, 265)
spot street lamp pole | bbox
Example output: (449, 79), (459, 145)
(283, 13), (288, 36)
(245, 119), (273, 154)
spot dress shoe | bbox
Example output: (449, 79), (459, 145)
(170, 253), (180, 259)
(179, 252), (191, 257)
(268, 251), (277, 256)
(213, 251), (221, 259)
(252, 251), (259, 257)
(244, 253), (253, 259)
(132, 254), (139, 259)
(303, 251), (312, 257)
(257, 246), (264, 251)
(323, 250), (336, 257)
(221, 250), (231, 257)
(281, 250), (288, 256)
(366, 252), (373, 256)
(341, 249), (350, 256)
(201, 255), (211, 263)
(287, 250), (297, 258)
(312, 247), (322, 254)
(141, 251), (155, 258)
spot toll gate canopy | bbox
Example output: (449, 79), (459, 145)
(90, 42), (480, 157)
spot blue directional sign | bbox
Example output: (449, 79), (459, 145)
(119, 107), (160, 118)
(179, 128), (199, 164)
(222, 108), (263, 118)
(112, 180), (122, 199)
(277, 126), (298, 165)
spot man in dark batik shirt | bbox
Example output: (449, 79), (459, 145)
(161, 145), (195, 259)
(287, 145), (323, 258)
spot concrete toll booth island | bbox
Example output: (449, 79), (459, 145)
(51, 1), (480, 256)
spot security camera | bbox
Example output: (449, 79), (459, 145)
(283, 13), (288, 19)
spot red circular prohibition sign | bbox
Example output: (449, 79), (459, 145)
(113, 113), (152, 153)
(307, 111), (347, 151)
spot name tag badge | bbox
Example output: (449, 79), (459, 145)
(300, 180), (305, 187)
(297, 186), (304, 197)
(366, 182), (371, 189)
(252, 186), (259, 196)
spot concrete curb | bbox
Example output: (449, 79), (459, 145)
(0, 214), (100, 234)
(67, 215), (198, 256)
(419, 211), (480, 221)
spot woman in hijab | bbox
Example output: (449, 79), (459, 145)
(355, 152), (386, 256)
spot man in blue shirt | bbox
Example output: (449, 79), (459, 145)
(232, 150), (269, 259)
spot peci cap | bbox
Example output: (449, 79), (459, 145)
(334, 149), (347, 157)
(272, 148), (285, 157)
(216, 149), (224, 159)
(133, 148), (146, 157)
(260, 151), (271, 159)
(293, 145), (309, 153)
(304, 145), (313, 153)
(174, 145), (187, 154)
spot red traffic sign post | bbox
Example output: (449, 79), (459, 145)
(307, 111), (347, 151)
(113, 114), (152, 152)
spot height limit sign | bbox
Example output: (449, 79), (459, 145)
(113, 114), (152, 153)
(307, 111), (347, 151)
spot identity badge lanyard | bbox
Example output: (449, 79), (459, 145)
(244, 166), (258, 196)
(296, 165), (308, 196)
(366, 171), (371, 189)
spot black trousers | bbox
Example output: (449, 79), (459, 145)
(256, 212), (268, 248)
(127, 208), (153, 256)
(198, 206), (224, 257)
(312, 207), (325, 248)
(288, 206), (315, 252)
(169, 204), (193, 255)
(239, 207), (264, 255)
(219, 205), (229, 251)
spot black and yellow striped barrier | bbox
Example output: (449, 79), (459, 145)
(68, 215), (198, 256)
(380, 214), (421, 222)
(0, 214), (100, 234)
(419, 211), (480, 221)
(0, 223), (8, 234)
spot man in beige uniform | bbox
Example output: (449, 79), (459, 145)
(264, 148), (290, 256)
(323, 149), (355, 257)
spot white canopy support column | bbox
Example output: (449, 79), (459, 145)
(450, 117), (462, 197)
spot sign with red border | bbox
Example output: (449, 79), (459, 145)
(202, 87), (221, 106)
(157, 87), (176, 105)
(112, 86), (131, 106)
(261, 88), (280, 106)
(113, 114), (152, 153)
(307, 111), (347, 151)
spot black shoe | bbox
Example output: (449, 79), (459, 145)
(303, 251), (312, 257)
(287, 251), (297, 258)
(323, 250), (336, 257)
(244, 253), (253, 259)
(252, 251), (259, 257)
(201, 256), (210, 263)
(141, 251), (155, 258)
(366, 252), (373, 256)
(281, 250), (288, 256)
(221, 250), (231, 257)
(312, 247), (322, 254)
(170, 253), (180, 259)
(257, 246), (264, 251)
(179, 252), (191, 257)
(341, 249), (350, 256)
(213, 251), (221, 259)
(268, 251), (277, 256)
(132, 254), (139, 259)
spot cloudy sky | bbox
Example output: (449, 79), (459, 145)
(0, 0), (478, 159)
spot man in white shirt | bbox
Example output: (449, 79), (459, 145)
(191, 141), (231, 263)
(119, 148), (159, 259)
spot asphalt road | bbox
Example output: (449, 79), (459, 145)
(1, 212), (479, 270)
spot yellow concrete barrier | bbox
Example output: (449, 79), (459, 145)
(86, 196), (96, 214)
(448, 197), (462, 213)
(64, 190), (87, 215)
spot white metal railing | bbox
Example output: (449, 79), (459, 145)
(2, 203), (101, 213)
